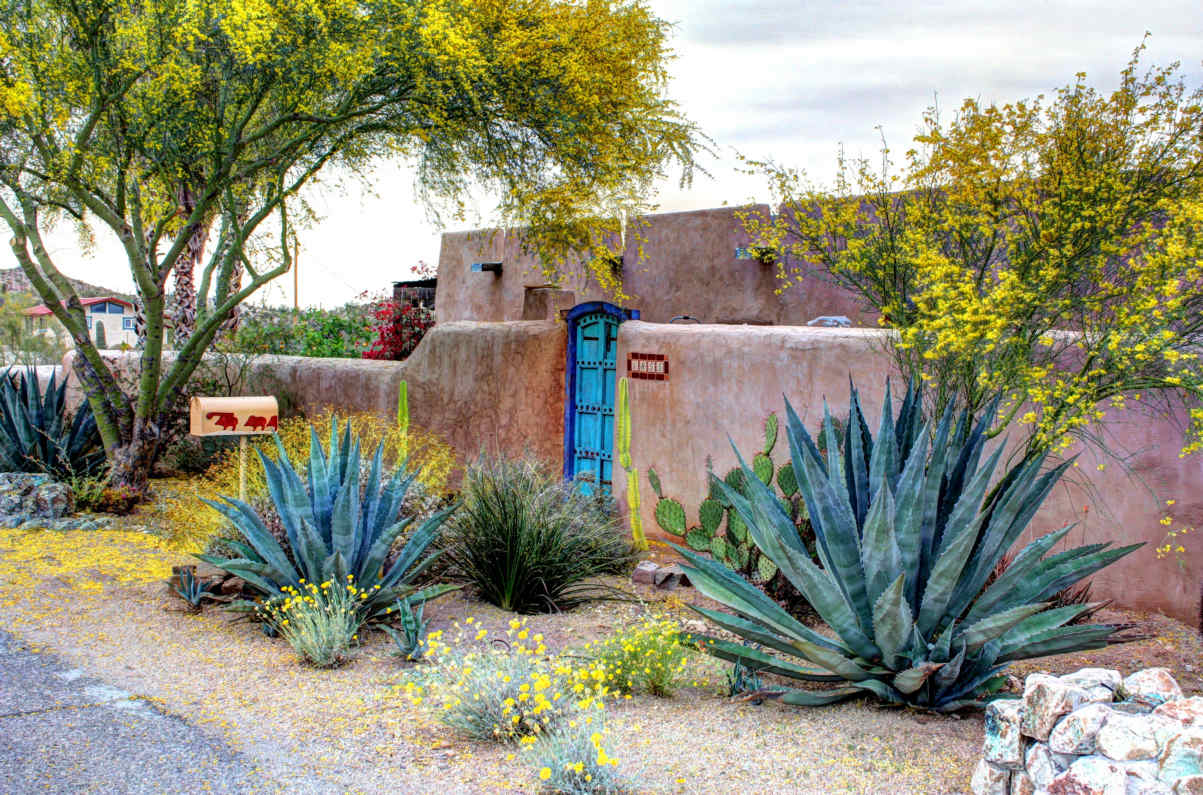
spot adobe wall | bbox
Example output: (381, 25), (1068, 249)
(436, 206), (876, 326)
(612, 321), (1202, 625)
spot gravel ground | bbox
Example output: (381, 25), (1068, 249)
(1, 526), (1198, 794)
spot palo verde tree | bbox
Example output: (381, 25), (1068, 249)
(0, 0), (698, 489)
(741, 43), (1203, 458)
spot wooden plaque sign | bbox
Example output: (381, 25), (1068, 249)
(627, 352), (668, 381)
(190, 396), (279, 436)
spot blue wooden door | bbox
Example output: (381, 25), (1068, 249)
(570, 311), (619, 494)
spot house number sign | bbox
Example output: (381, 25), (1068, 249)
(627, 352), (668, 381)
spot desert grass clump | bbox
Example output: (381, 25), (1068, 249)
(585, 617), (690, 697)
(261, 577), (366, 668)
(440, 456), (635, 613)
(531, 719), (630, 794)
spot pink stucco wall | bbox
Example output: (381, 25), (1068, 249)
(436, 206), (876, 326)
(612, 321), (1201, 625)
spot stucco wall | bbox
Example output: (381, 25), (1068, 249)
(611, 321), (1202, 625)
(436, 206), (876, 326)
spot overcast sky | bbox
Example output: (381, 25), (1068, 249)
(38, 0), (1203, 307)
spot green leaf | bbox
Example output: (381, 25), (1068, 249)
(893, 662), (943, 694)
(871, 574), (912, 663)
(860, 486), (901, 605)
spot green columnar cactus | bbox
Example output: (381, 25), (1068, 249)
(615, 377), (647, 550)
(397, 379), (409, 460)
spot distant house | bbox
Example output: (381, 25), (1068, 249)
(23, 296), (137, 348)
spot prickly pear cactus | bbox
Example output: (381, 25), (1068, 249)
(397, 380), (409, 460)
(654, 497), (686, 537)
(764, 412), (778, 455)
(698, 498), (724, 536)
(777, 461), (797, 497)
(752, 453), (773, 485)
(647, 467), (663, 500)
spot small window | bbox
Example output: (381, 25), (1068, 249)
(122, 317), (134, 330)
(108, 302), (124, 314)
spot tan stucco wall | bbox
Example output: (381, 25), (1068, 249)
(436, 206), (877, 326)
(612, 321), (1201, 625)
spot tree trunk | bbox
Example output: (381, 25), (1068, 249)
(107, 422), (161, 494)
(218, 258), (243, 339)
(172, 186), (205, 349)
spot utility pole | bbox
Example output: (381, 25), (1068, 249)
(293, 240), (299, 310)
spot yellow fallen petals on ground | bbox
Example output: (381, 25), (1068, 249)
(0, 527), (184, 601)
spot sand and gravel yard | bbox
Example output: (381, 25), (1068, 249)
(1, 526), (1199, 794)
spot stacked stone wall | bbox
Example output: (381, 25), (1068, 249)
(973, 667), (1203, 794)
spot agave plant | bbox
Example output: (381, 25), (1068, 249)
(199, 417), (458, 621)
(0, 368), (105, 478)
(680, 381), (1140, 711)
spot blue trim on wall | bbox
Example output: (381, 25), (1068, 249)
(562, 302), (639, 482)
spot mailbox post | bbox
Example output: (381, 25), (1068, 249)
(189, 396), (280, 501)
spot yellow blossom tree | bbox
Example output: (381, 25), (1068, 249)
(742, 43), (1203, 456)
(0, 0), (698, 489)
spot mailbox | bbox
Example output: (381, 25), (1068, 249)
(190, 396), (279, 437)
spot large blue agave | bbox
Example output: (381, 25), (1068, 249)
(200, 417), (457, 620)
(680, 381), (1139, 711)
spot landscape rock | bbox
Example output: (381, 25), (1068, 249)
(1047, 756), (1128, 795)
(1050, 703), (1114, 755)
(1123, 669), (1184, 706)
(1024, 674), (1096, 740)
(972, 758), (1012, 795)
(631, 561), (659, 585)
(1121, 760), (1172, 794)
(0, 472), (76, 527)
(1159, 730), (1203, 782)
(1010, 771), (1036, 795)
(1095, 712), (1164, 761)
(1028, 743), (1076, 789)
(1156, 699), (1203, 729)
(653, 564), (690, 590)
(1173, 775), (1203, 794)
(985, 699), (1027, 769)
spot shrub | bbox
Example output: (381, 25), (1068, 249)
(585, 617), (689, 697)
(440, 456), (635, 613)
(260, 578), (366, 667)
(531, 719), (628, 795)
(362, 298), (434, 361)
(0, 368), (105, 479)
(682, 380), (1140, 711)
(199, 416), (459, 621)
(414, 619), (606, 743)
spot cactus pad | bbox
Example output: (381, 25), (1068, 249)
(698, 498), (724, 535)
(777, 461), (798, 497)
(727, 509), (747, 543)
(647, 467), (663, 500)
(752, 453), (773, 485)
(654, 498), (687, 536)
(756, 556), (778, 583)
(764, 412), (778, 455)
(685, 527), (711, 552)
(709, 535), (731, 562)
(724, 467), (747, 496)
(734, 543), (751, 569)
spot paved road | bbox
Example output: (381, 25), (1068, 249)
(0, 630), (261, 794)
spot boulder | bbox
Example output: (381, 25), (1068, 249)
(1029, 743), (1077, 790)
(1123, 669), (1184, 706)
(1024, 674), (1096, 740)
(1121, 760), (1172, 794)
(631, 561), (659, 585)
(972, 758), (1012, 795)
(1047, 756), (1128, 795)
(1051, 703), (1114, 755)
(1095, 712), (1165, 761)
(1156, 699), (1203, 729)
(1173, 775), (1203, 794)
(0, 472), (75, 527)
(1011, 772), (1036, 795)
(985, 699), (1027, 769)
(1159, 730), (1203, 783)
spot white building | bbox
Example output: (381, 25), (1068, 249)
(23, 296), (137, 348)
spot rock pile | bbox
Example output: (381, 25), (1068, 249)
(972, 667), (1203, 794)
